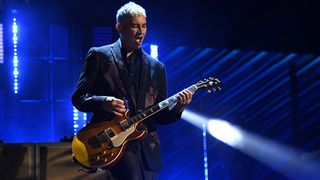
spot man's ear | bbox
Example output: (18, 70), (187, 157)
(115, 23), (121, 33)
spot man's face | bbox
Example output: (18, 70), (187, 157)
(116, 15), (147, 52)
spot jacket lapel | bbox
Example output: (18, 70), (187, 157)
(136, 50), (151, 110)
(110, 39), (138, 110)
(110, 40), (132, 99)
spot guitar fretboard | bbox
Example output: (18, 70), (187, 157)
(127, 85), (198, 125)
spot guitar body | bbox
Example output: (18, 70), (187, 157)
(72, 111), (146, 169)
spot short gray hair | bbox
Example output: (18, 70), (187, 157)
(116, 2), (146, 23)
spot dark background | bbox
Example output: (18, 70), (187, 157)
(2, 0), (320, 53)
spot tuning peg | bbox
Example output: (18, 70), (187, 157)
(207, 89), (211, 93)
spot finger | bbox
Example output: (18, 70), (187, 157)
(112, 111), (123, 117)
(182, 91), (190, 103)
(111, 100), (125, 110)
(114, 103), (126, 110)
(179, 92), (187, 104)
(177, 93), (183, 101)
(187, 92), (192, 101)
(184, 90), (193, 97)
(186, 90), (194, 100)
(112, 98), (124, 105)
(181, 91), (193, 104)
(115, 107), (126, 113)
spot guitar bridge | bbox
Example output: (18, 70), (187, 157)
(87, 136), (102, 149)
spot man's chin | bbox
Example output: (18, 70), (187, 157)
(132, 43), (142, 50)
(126, 46), (141, 53)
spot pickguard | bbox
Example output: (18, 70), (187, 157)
(110, 124), (136, 147)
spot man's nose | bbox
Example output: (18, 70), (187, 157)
(138, 25), (145, 33)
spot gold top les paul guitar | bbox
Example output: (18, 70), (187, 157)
(72, 77), (222, 170)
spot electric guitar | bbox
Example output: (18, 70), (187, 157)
(72, 77), (222, 170)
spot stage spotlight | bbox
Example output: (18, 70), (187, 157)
(182, 110), (320, 179)
(206, 119), (320, 179)
(181, 109), (207, 129)
(181, 110), (210, 179)
(207, 120), (243, 147)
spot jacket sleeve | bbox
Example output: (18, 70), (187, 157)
(71, 48), (108, 112)
(154, 63), (183, 125)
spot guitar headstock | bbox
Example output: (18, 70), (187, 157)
(195, 77), (222, 93)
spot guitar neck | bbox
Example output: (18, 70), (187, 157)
(128, 84), (198, 125)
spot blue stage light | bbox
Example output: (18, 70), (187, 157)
(0, 23), (3, 64)
(202, 123), (209, 180)
(12, 18), (19, 94)
(83, 113), (87, 121)
(150, 44), (158, 59)
(73, 107), (79, 134)
(181, 110), (209, 179)
(73, 107), (87, 135)
(207, 120), (243, 147)
(206, 119), (320, 179)
(183, 110), (320, 179)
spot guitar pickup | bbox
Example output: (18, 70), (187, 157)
(119, 120), (131, 130)
(104, 128), (115, 138)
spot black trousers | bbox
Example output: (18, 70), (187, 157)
(105, 142), (158, 180)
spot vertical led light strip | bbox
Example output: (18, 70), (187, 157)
(203, 123), (209, 180)
(12, 18), (19, 94)
(73, 107), (87, 135)
(0, 23), (3, 64)
(73, 107), (79, 135)
(150, 44), (158, 59)
(73, 107), (86, 135)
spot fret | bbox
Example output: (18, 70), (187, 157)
(148, 108), (153, 113)
(152, 105), (160, 111)
(184, 85), (197, 92)
(130, 116), (137, 123)
(159, 100), (169, 108)
(168, 97), (177, 103)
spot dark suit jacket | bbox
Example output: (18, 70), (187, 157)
(72, 39), (182, 171)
